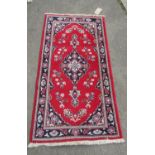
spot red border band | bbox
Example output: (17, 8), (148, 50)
(102, 17), (123, 139)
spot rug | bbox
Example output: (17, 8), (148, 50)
(29, 13), (124, 147)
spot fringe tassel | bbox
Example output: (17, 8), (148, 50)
(28, 139), (125, 147)
(44, 12), (105, 17)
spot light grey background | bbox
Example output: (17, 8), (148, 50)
(27, 0), (127, 155)
(120, 0), (127, 10)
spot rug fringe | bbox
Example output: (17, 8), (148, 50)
(28, 139), (125, 147)
(44, 12), (106, 17)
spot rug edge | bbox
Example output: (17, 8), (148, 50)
(28, 139), (125, 147)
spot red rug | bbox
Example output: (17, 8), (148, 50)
(29, 13), (124, 147)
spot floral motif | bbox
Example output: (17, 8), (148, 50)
(61, 50), (88, 84)
(70, 34), (79, 49)
(54, 22), (67, 35)
(83, 71), (98, 88)
(36, 128), (44, 137)
(52, 70), (66, 88)
(82, 103), (105, 126)
(82, 34), (91, 44)
(71, 128), (79, 136)
(69, 86), (80, 106)
(55, 92), (67, 108)
(54, 47), (68, 62)
(64, 108), (87, 122)
(49, 130), (59, 137)
(82, 47), (96, 61)
(45, 102), (68, 127)
(65, 25), (84, 34)
(82, 92), (94, 108)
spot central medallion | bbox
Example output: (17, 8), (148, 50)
(62, 50), (88, 84)
(68, 60), (81, 72)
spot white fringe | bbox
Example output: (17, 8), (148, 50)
(44, 12), (105, 17)
(28, 139), (125, 147)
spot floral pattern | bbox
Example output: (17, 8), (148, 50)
(52, 70), (66, 88)
(83, 71), (98, 88)
(31, 15), (122, 142)
(61, 50), (88, 84)
(69, 86), (81, 106)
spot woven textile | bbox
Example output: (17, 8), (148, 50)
(29, 14), (123, 146)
